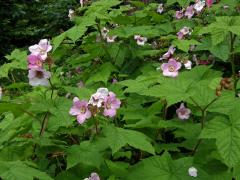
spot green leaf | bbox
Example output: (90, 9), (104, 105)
(127, 152), (210, 180)
(103, 125), (155, 155)
(172, 39), (200, 52)
(200, 103), (240, 167)
(109, 23), (173, 38)
(67, 141), (104, 169)
(0, 49), (27, 78)
(66, 25), (88, 42)
(86, 62), (118, 85)
(0, 161), (53, 180)
(208, 92), (239, 115)
(52, 33), (66, 51)
(167, 0), (194, 6)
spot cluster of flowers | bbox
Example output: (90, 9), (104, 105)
(27, 39), (52, 87)
(158, 46), (192, 77)
(101, 27), (118, 43)
(69, 88), (121, 124)
(84, 172), (100, 180)
(176, 0), (213, 20)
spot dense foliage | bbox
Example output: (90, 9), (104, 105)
(1, 0), (240, 179)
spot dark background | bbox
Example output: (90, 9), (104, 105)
(0, 0), (77, 61)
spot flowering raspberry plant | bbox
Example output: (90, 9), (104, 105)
(0, 0), (240, 179)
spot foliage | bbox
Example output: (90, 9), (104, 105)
(1, 0), (240, 179)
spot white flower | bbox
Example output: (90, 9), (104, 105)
(88, 88), (109, 107)
(106, 36), (117, 43)
(80, 0), (84, 7)
(194, 1), (205, 12)
(68, 9), (75, 20)
(157, 4), (164, 14)
(188, 167), (198, 177)
(101, 27), (109, 39)
(134, 35), (147, 46)
(28, 68), (51, 87)
(184, 60), (192, 70)
(29, 39), (52, 61)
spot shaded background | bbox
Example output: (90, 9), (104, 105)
(0, 0), (78, 61)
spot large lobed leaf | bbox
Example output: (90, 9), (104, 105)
(200, 103), (240, 167)
(103, 125), (155, 155)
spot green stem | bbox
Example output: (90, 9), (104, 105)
(191, 97), (218, 155)
(96, 21), (112, 59)
(39, 79), (54, 136)
(230, 32), (238, 96)
(162, 100), (168, 120)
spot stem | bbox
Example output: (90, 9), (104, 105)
(191, 97), (217, 155)
(96, 22), (112, 59)
(95, 118), (99, 134)
(230, 32), (238, 96)
(162, 100), (168, 120)
(200, 110), (205, 129)
(39, 112), (49, 136)
(39, 79), (54, 136)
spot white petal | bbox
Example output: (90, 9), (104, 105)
(29, 78), (49, 87)
(29, 45), (40, 54)
(28, 70), (36, 79)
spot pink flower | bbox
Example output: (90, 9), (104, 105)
(112, 78), (118, 84)
(84, 172), (100, 180)
(69, 97), (91, 124)
(161, 58), (181, 77)
(75, 67), (81, 74)
(28, 68), (51, 87)
(177, 27), (192, 39)
(206, 0), (213, 7)
(160, 46), (175, 60)
(89, 88), (109, 107)
(27, 54), (43, 69)
(185, 5), (194, 19)
(29, 39), (52, 61)
(175, 10), (184, 19)
(103, 92), (121, 117)
(134, 35), (147, 46)
(77, 81), (84, 88)
(176, 103), (191, 120)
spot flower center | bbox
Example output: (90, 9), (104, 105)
(179, 109), (186, 115)
(36, 60), (42, 67)
(106, 102), (111, 109)
(80, 107), (86, 114)
(35, 71), (44, 78)
(168, 65), (175, 72)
